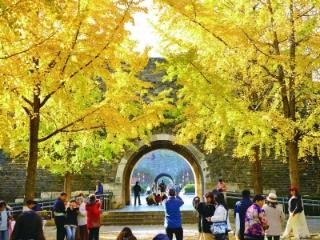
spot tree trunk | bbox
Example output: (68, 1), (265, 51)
(24, 89), (41, 200)
(288, 140), (299, 188)
(64, 172), (73, 199)
(252, 146), (263, 194)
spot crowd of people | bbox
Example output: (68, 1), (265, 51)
(0, 179), (312, 240)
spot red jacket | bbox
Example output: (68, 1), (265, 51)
(86, 200), (101, 228)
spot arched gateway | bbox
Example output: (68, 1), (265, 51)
(154, 173), (175, 185)
(110, 134), (209, 208)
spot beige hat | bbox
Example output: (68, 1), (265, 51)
(267, 193), (278, 203)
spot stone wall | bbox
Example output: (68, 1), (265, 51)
(0, 153), (116, 201)
(204, 146), (320, 196)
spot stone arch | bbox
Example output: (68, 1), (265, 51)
(154, 173), (175, 184)
(112, 134), (208, 207)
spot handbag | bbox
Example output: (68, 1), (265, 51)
(210, 206), (228, 235)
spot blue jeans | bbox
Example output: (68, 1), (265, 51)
(65, 225), (76, 240)
(0, 230), (9, 240)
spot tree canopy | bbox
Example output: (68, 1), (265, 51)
(155, 0), (320, 188)
(0, 0), (168, 199)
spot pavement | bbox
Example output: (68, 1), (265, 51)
(43, 218), (320, 240)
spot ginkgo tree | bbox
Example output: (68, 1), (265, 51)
(0, 0), (167, 200)
(156, 0), (320, 189)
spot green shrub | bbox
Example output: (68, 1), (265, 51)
(183, 184), (195, 194)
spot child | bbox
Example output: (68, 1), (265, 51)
(64, 200), (79, 240)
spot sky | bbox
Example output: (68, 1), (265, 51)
(125, 0), (162, 57)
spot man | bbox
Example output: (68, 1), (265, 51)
(53, 192), (67, 240)
(234, 189), (252, 240)
(164, 189), (184, 240)
(133, 181), (142, 206)
(11, 200), (45, 240)
(0, 201), (11, 240)
(159, 180), (167, 197)
(95, 180), (104, 196)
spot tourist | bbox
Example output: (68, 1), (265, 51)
(207, 192), (231, 240)
(64, 199), (78, 240)
(193, 192), (215, 240)
(133, 181), (142, 206)
(86, 194), (101, 240)
(163, 188), (184, 240)
(153, 233), (170, 240)
(175, 184), (181, 195)
(244, 194), (269, 240)
(262, 193), (285, 240)
(0, 201), (12, 240)
(216, 179), (227, 193)
(216, 179), (227, 200)
(11, 200), (45, 240)
(155, 194), (162, 205)
(282, 186), (310, 239)
(234, 189), (252, 240)
(95, 180), (104, 196)
(146, 192), (157, 206)
(22, 199), (37, 212)
(116, 227), (137, 240)
(53, 192), (68, 240)
(159, 180), (167, 197)
(76, 193), (88, 240)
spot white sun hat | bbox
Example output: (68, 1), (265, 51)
(267, 192), (278, 203)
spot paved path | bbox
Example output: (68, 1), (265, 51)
(44, 218), (320, 240)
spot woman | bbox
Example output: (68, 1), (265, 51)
(193, 192), (216, 240)
(77, 193), (88, 240)
(282, 186), (310, 239)
(86, 194), (101, 240)
(0, 201), (12, 240)
(207, 192), (230, 240)
(116, 227), (137, 240)
(244, 195), (269, 240)
(64, 200), (78, 240)
(262, 193), (285, 240)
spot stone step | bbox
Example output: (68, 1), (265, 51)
(102, 211), (198, 226)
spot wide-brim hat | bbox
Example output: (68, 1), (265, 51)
(267, 193), (278, 203)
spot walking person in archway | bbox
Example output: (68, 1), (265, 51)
(282, 186), (310, 239)
(193, 192), (216, 240)
(133, 181), (142, 206)
(159, 180), (167, 198)
(164, 189), (184, 240)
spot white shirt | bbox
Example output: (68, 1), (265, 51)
(77, 202), (87, 226)
(210, 205), (232, 231)
(0, 210), (8, 231)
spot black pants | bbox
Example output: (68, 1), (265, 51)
(166, 227), (183, 240)
(88, 227), (99, 240)
(267, 236), (280, 240)
(79, 225), (88, 240)
(54, 216), (66, 240)
(134, 194), (141, 205)
(244, 236), (264, 240)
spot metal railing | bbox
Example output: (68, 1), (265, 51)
(8, 192), (113, 218)
(226, 192), (320, 216)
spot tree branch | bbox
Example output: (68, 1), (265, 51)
(166, 2), (229, 47)
(22, 106), (31, 116)
(40, 2), (132, 108)
(38, 108), (101, 142)
(61, 125), (105, 133)
(0, 31), (57, 60)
